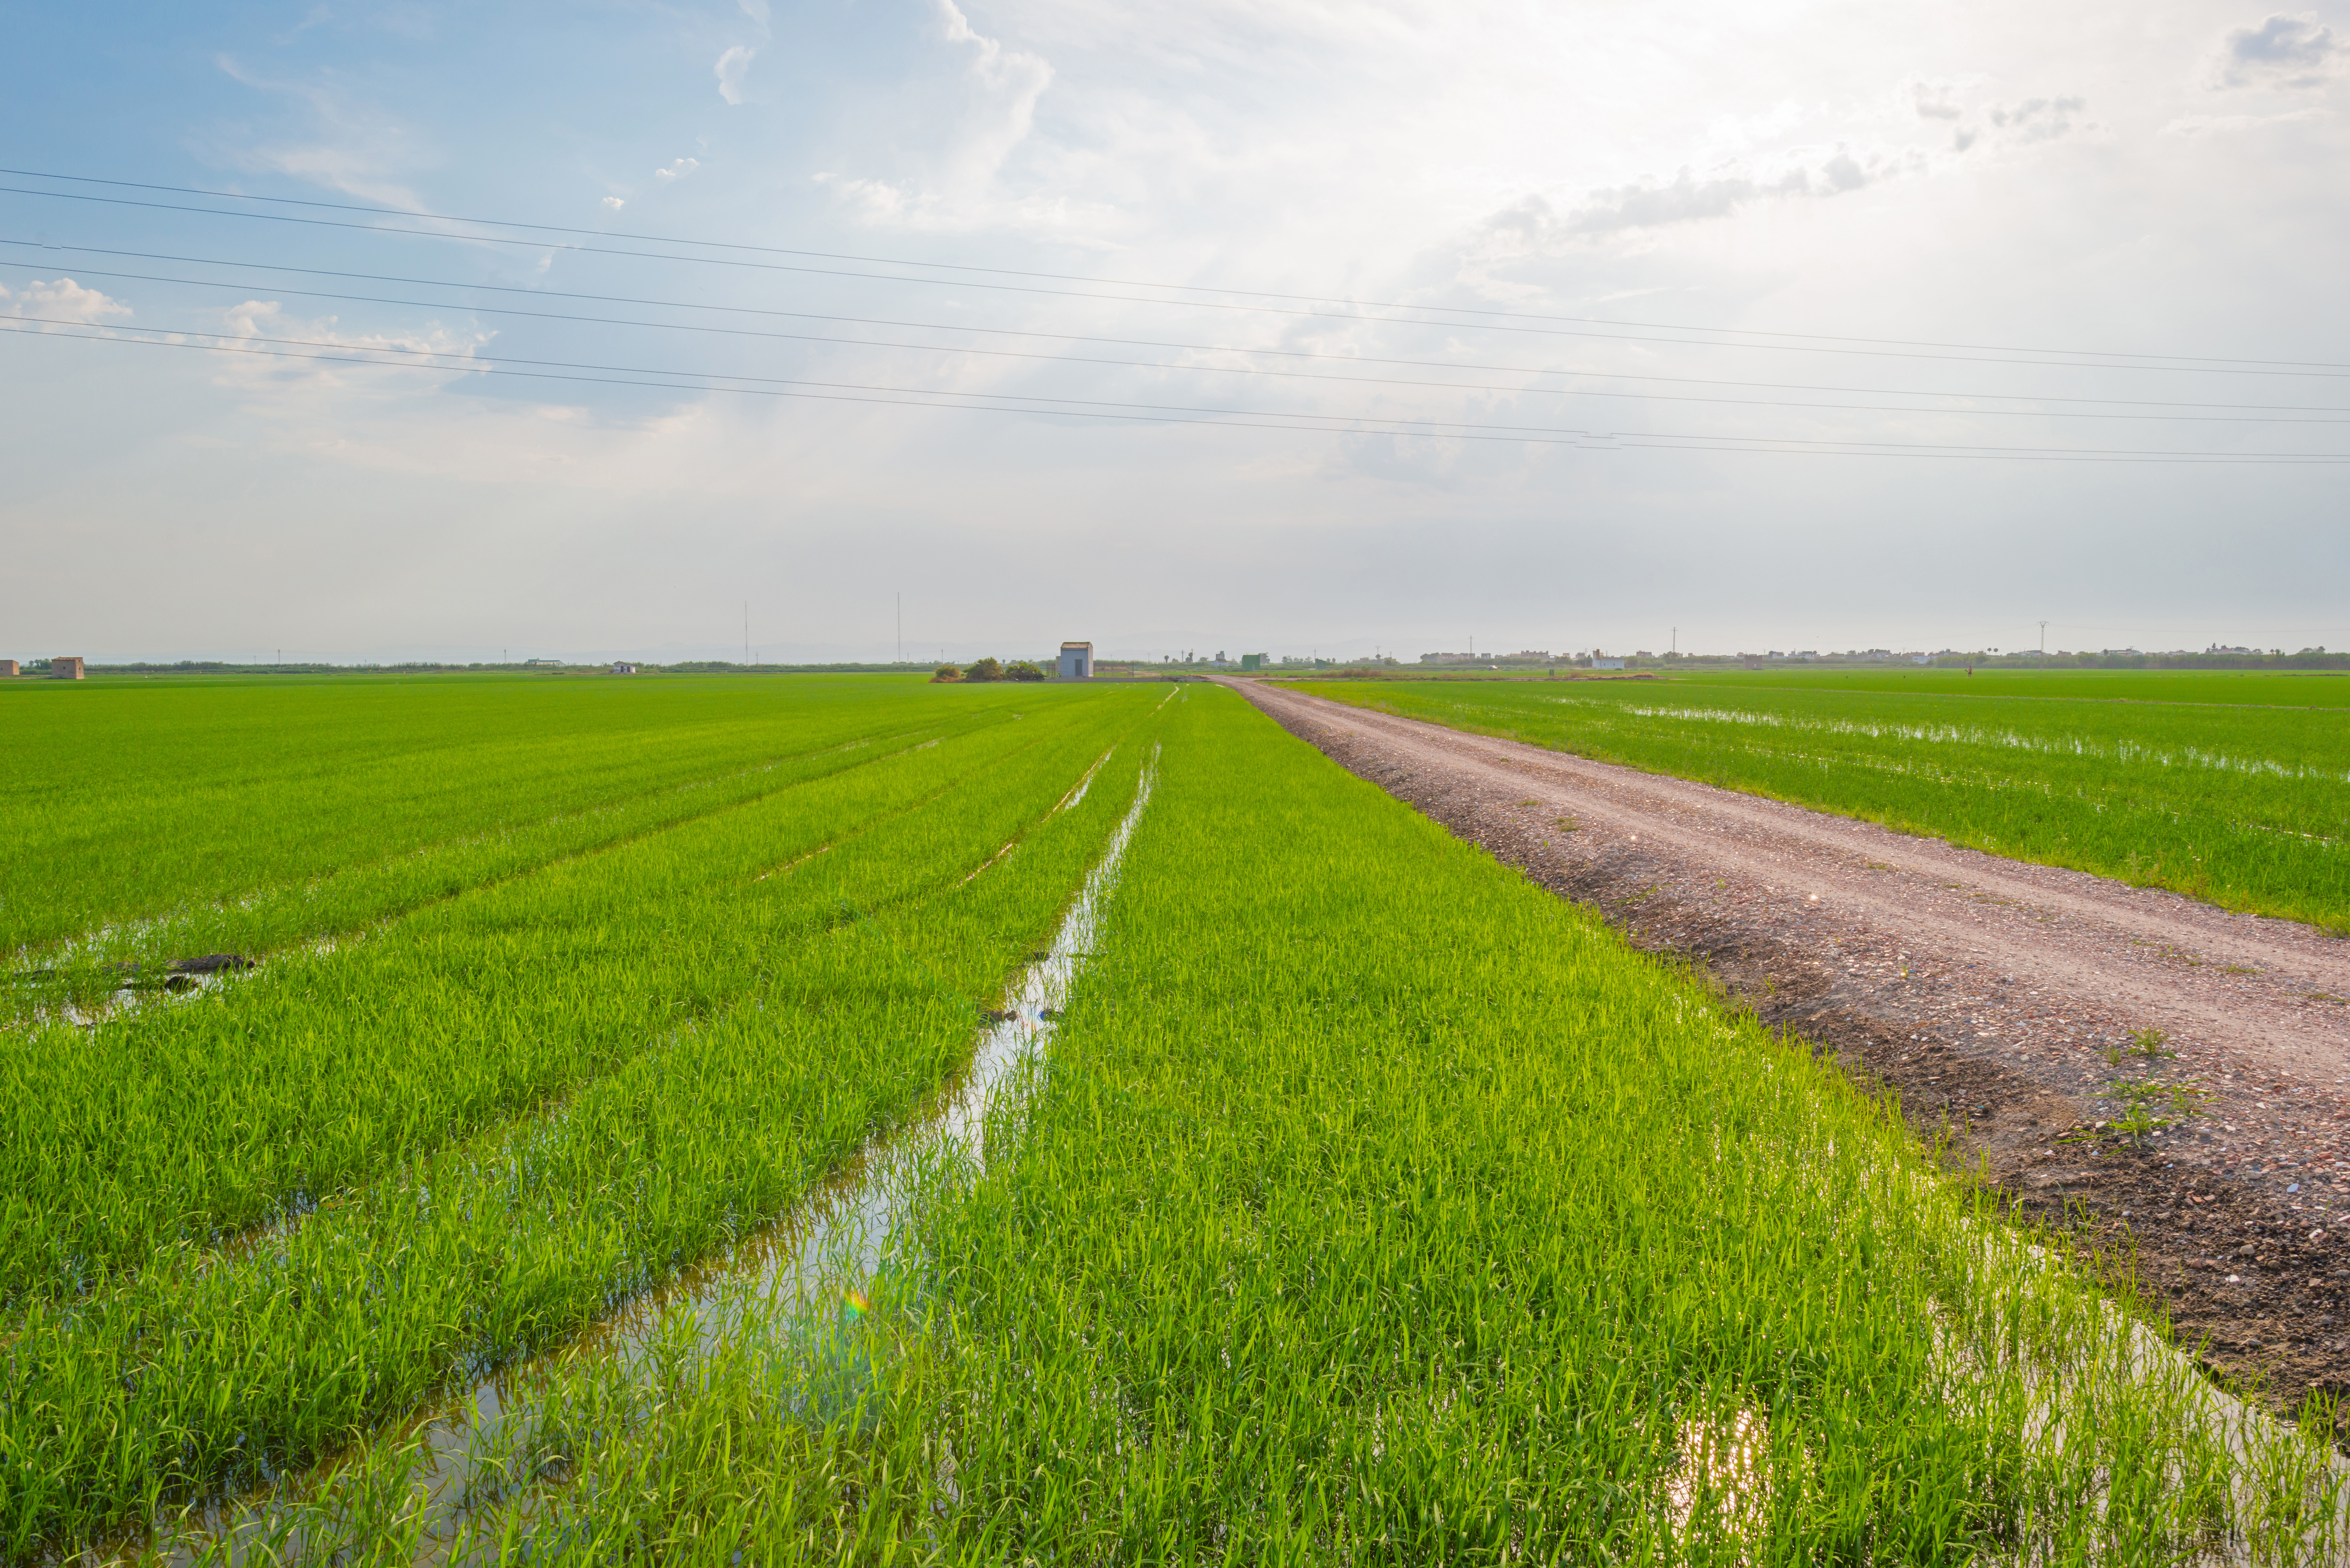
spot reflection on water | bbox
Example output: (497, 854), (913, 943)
(1664, 1406), (1773, 1552)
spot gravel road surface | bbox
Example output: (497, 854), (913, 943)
(1237, 677), (2350, 1421)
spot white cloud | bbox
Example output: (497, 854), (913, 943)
(209, 301), (488, 398)
(1908, 77), (1964, 120)
(934, 0), (1054, 183)
(1487, 143), (1918, 242)
(1985, 95), (2088, 142)
(812, 170), (910, 221)
(213, 55), (432, 211)
(813, 0), (1054, 230)
(715, 45), (755, 105)
(602, 195), (626, 210)
(737, 0), (770, 27)
(2213, 13), (2344, 87)
(653, 157), (700, 183)
(0, 278), (132, 327)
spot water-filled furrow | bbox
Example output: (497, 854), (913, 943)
(134, 751), (1159, 1565)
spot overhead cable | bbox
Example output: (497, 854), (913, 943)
(10, 239), (2349, 421)
(4, 183), (2344, 378)
(9, 319), (2344, 464)
(4, 165), (2343, 372)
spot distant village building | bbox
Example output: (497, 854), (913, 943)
(50, 656), (84, 680)
(1058, 641), (1094, 679)
(1592, 657), (1626, 671)
(1240, 653), (1266, 671)
(610, 661), (638, 675)
(0, 660), (17, 677)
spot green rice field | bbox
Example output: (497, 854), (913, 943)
(1, 673), (2340, 1561)
(1294, 668), (2350, 934)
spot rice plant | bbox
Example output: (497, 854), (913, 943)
(128, 685), (2343, 1563)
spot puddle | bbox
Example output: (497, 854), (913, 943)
(133, 751), (1160, 1565)
(1664, 1407), (1773, 1550)
(17, 953), (261, 1030)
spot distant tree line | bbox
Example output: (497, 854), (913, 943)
(931, 658), (1045, 683)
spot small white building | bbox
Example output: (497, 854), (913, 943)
(611, 661), (638, 675)
(1058, 641), (1094, 679)
(1592, 657), (1625, 671)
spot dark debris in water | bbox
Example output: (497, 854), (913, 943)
(7, 953), (257, 989)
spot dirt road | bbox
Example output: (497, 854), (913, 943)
(1234, 678), (2350, 1418)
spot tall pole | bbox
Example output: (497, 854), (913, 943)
(744, 601), (750, 668)
(2039, 620), (2048, 669)
(897, 593), (902, 665)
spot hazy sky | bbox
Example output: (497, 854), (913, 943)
(3, 0), (2346, 664)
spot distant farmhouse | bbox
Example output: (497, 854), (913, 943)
(1058, 641), (1093, 679)
(50, 656), (84, 680)
(610, 661), (638, 675)
(0, 660), (17, 677)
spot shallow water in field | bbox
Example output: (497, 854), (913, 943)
(137, 753), (1156, 1565)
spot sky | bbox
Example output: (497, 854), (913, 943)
(2, 0), (2346, 665)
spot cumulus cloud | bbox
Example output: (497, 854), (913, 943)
(602, 195), (626, 210)
(736, 0), (769, 26)
(1985, 94), (2088, 141)
(812, 171), (910, 222)
(812, 1), (1054, 230)
(1909, 78), (1964, 120)
(653, 157), (700, 182)
(209, 300), (489, 397)
(0, 277), (132, 327)
(931, 0), (1053, 182)
(1472, 84), (2106, 250)
(220, 300), (481, 354)
(1499, 144), (1904, 240)
(715, 44), (755, 105)
(2213, 13), (2344, 87)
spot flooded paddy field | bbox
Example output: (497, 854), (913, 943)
(3, 674), (2343, 1562)
(1292, 668), (2350, 934)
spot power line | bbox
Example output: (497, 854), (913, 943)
(19, 255), (2350, 428)
(13, 240), (2350, 420)
(9, 319), (2345, 464)
(5, 182), (2345, 378)
(6, 165), (2344, 372)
